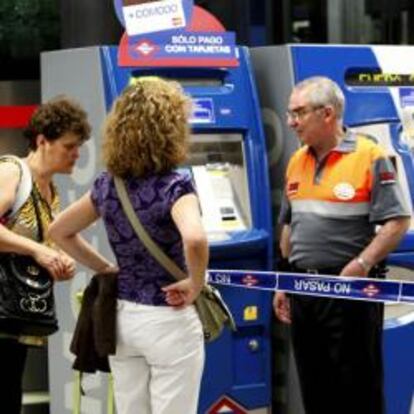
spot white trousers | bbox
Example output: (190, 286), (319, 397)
(109, 300), (205, 414)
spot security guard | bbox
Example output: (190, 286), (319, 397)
(274, 76), (410, 414)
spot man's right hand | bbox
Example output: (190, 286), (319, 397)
(273, 292), (291, 324)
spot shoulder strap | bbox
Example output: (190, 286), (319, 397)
(113, 176), (187, 281)
(0, 155), (32, 218)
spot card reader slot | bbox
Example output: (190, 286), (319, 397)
(222, 216), (237, 221)
(130, 68), (227, 87)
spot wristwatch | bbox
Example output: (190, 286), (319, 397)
(356, 256), (371, 273)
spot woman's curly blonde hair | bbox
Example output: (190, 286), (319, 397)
(102, 77), (191, 177)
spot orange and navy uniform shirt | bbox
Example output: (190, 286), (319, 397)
(279, 132), (410, 269)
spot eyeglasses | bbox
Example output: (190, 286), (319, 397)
(286, 105), (325, 122)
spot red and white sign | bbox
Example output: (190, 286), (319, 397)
(134, 39), (159, 56)
(207, 396), (248, 414)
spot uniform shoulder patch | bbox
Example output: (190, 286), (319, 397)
(287, 181), (299, 195)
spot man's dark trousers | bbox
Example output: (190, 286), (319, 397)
(291, 292), (385, 414)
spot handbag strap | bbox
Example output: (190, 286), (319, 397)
(31, 186), (45, 242)
(114, 176), (187, 282)
(31, 183), (55, 243)
(2, 155), (45, 242)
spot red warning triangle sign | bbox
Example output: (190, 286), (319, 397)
(207, 396), (248, 414)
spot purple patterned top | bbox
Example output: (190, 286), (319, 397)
(91, 171), (195, 306)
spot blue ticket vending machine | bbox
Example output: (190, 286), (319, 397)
(42, 46), (273, 413)
(251, 44), (414, 414)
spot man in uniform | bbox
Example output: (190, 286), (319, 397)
(274, 76), (410, 414)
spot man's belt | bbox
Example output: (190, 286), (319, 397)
(290, 263), (386, 278)
(290, 265), (343, 275)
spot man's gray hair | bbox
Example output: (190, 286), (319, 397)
(294, 76), (345, 120)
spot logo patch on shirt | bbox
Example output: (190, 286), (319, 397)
(287, 181), (299, 195)
(333, 182), (355, 200)
(379, 171), (396, 185)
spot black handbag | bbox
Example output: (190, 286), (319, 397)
(0, 185), (58, 336)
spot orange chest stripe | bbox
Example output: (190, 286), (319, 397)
(286, 150), (373, 203)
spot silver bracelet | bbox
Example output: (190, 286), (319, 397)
(356, 256), (371, 272)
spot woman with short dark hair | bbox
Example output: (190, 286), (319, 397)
(0, 95), (91, 413)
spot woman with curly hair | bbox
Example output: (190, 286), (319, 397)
(49, 78), (208, 414)
(0, 96), (91, 413)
